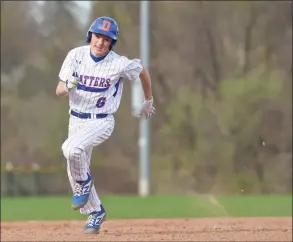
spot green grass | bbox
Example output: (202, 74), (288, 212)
(1, 195), (292, 221)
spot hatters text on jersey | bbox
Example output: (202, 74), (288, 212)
(72, 72), (111, 89)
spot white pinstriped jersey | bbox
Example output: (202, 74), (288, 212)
(58, 45), (143, 115)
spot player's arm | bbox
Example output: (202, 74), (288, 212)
(139, 66), (153, 101)
(138, 66), (155, 118)
(123, 58), (155, 118)
(56, 49), (78, 97)
(56, 81), (69, 97)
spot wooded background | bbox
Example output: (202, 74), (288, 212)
(1, 1), (292, 195)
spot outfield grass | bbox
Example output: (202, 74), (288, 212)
(1, 195), (292, 221)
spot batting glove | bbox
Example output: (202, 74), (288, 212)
(65, 77), (79, 93)
(139, 97), (156, 119)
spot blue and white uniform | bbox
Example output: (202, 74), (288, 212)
(59, 45), (142, 214)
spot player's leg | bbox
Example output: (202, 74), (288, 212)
(65, 117), (84, 198)
(65, 146), (102, 212)
(64, 145), (93, 210)
(80, 146), (107, 234)
(62, 115), (115, 208)
(80, 146), (103, 214)
(62, 115), (114, 233)
(62, 116), (114, 180)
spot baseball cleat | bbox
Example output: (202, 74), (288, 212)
(84, 205), (107, 234)
(71, 173), (93, 210)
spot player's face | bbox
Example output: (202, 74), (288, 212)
(90, 33), (112, 57)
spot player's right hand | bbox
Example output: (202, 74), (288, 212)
(65, 77), (79, 92)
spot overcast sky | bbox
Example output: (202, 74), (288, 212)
(35, 1), (93, 28)
(37, 0), (92, 9)
(75, 1), (92, 10)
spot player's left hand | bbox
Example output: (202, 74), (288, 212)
(139, 97), (156, 119)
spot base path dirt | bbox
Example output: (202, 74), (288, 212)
(1, 217), (292, 241)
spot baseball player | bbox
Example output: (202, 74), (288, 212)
(56, 16), (155, 234)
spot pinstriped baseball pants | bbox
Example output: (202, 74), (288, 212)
(61, 114), (115, 214)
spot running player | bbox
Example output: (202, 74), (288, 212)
(56, 16), (155, 234)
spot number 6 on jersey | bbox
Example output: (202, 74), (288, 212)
(96, 97), (106, 108)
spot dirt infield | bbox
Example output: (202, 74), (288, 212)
(1, 217), (292, 241)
